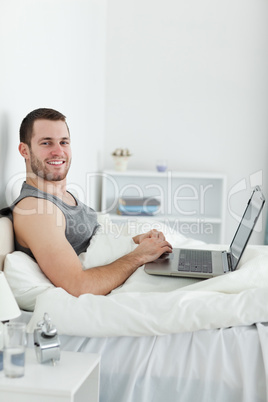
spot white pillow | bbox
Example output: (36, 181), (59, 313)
(3, 215), (169, 312)
(3, 231), (136, 312)
(0, 217), (14, 271)
(1, 213), (113, 309)
(79, 231), (137, 268)
(4, 252), (54, 311)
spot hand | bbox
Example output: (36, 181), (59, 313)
(133, 229), (166, 245)
(131, 235), (173, 266)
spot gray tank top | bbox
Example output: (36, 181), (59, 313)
(8, 182), (99, 258)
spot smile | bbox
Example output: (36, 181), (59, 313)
(47, 161), (65, 165)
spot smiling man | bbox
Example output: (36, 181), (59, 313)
(1, 108), (172, 297)
(20, 114), (72, 184)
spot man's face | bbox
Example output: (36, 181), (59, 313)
(27, 119), (72, 182)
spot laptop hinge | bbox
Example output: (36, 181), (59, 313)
(222, 251), (231, 273)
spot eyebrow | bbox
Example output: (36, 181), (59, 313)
(38, 136), (70, 142)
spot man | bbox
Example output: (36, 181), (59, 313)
(3, 108), (172, 297)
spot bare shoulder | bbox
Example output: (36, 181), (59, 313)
(12, 197), (83, 291)
(13, 197), (66, 248)
(13, 196), (61, 216)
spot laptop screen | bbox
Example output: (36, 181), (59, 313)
(229, 186), (265, 270)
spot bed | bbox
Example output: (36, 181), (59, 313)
(1, 215), (268, 402)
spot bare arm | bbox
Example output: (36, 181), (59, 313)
(13, 198), (172, 297)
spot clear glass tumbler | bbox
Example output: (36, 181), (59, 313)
(4, 322), (26, 378)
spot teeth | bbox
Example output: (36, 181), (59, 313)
(48, 161), (64, 165)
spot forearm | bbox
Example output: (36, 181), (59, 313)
(71, 237), (171, 296)
(71, 251), (144, 296)
(34, 231), (171, 298)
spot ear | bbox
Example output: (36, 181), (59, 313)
(18, 142), (30, 160)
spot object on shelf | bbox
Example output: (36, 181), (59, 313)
(156, 159), (168, 172)
(117, 197), (161, 215)
(112, 148), (132, 171)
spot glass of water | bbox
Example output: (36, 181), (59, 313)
(4, 322), (26, 378)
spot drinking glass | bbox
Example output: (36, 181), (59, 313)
(4, 322), (26, 378)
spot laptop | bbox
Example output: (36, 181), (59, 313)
(145, 185), (265, 279)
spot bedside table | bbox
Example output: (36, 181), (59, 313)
(0, 348), (100, 402)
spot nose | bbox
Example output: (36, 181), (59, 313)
(51, 143), (64, 156)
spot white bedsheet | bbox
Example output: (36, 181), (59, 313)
(27, 220), (268, 337)
(65, 323), (268, 402)
(20, 311), (268, 402)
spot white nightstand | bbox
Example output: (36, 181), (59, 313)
(0, 348), (100, 402)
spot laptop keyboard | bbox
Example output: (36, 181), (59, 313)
(178, 249), (212, 273)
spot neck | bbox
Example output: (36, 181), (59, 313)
(26, 175), (67, 198)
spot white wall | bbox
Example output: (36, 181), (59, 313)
(1, 0), (268, 244)
(0, 0), (106, 209)
(104, 0), (268, 243)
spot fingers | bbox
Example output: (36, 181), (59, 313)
(151, 237), (173, 252)
(134, 236), (173, 264)
(148, 233), (173, 251)
(150, 229), (165, 241)
(162, 240), (173, 252)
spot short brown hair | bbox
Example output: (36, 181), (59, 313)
(19, 108), (69, 146)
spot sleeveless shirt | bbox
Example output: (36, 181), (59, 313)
(1, 182), (99, 258)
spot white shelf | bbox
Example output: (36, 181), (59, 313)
(101, 170), (227, 243)
(109, 213), (223, 224)
(103, 169), (225, 179)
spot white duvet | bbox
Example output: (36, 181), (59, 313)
(24, 218), (268, 337)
